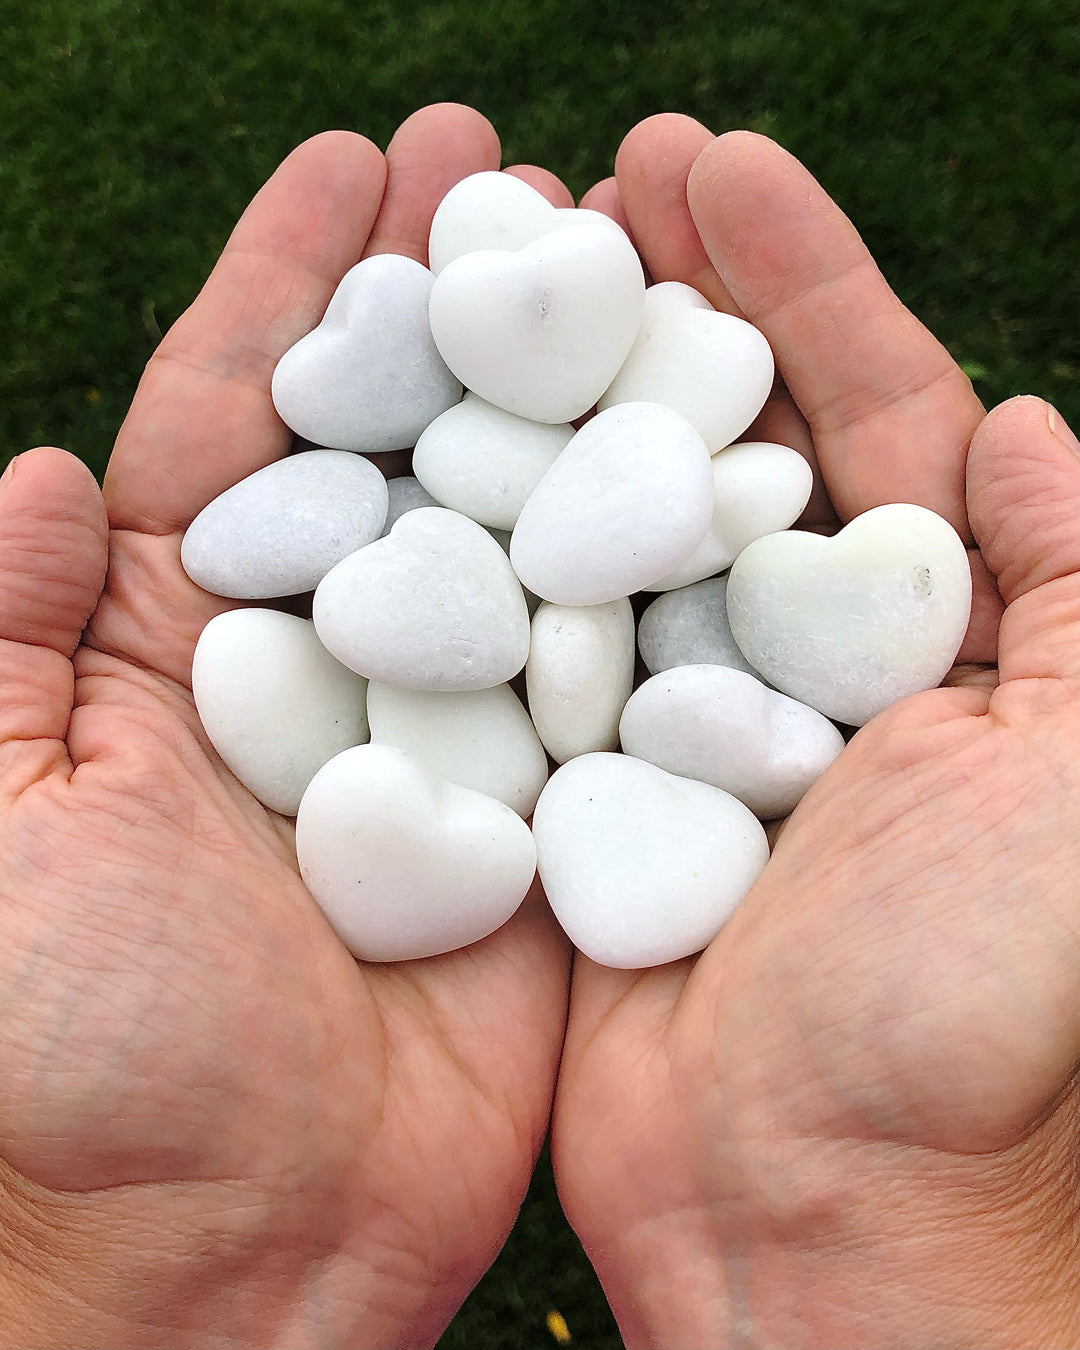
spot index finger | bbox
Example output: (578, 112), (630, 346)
(105, 130), (388, 535)
(687, 131), (984, 540)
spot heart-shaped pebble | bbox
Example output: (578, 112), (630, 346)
(192, 609), (369, 815)
(429, 222), (645, 423)
(510, 402), (714, 605)
(412, 393), (573, 530)
(271, 254), (462, 452)
(598, 281), (775, 452)
(526, 599), (636, 763)
(644, 441), (813, 591)
(296, 744), (537, 962)
(428, 171), (560, 273)
(313, 507), (531, 691)
(637, 575), (760, 677)
(367, 681), (549, 818)
(727, 503), (972, 726)
(619, 665), (845, 819)
(182, 449), (388, 599)
(533, 753), (769, 968)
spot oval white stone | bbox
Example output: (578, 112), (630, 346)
(727, 503), (973, 726)
(644, 441), (813, 591)
(271, 254), (462, 452)
(533, 753), (769, 969)
(526, 599), (635, 763)
(428, 171), (560, 273)
(366, 681), (549, 818)
(192, 609), (369, 815)
(598, 281), (774, 452)
(296, 744), (536, 962)
(382, 475), (438, 535)
(313, 507), (531, 691)
(637, 575), (760, 677)
(429, 223), (645, 423)
(181, 450), (388, 599)
(413, 393), (573, 530)
(619, 665), (845, 819)
(510, 403), (714, 605)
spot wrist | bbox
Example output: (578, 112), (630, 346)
(0, 1164), (452, 1350)
(589, 1108), (1077, 1350)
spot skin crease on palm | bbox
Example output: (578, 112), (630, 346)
(0, 103), (1074, 1349)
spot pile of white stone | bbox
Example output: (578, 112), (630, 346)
(182, 171), (972, 969)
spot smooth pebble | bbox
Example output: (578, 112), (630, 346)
(272, 254), (462, 453)
(637, 575), (760, 677)
(598, 281), (774, 452)
(619, 665), (845, 819)
(182, 450), (388, 599)
(429, 222), (645, 423)
(296, 744), (536, 962)
(727, 503), (973, 726)
(526, 599), (636, 763)
(533, 752), (769, 968)
(192, 609), (369, 815)
(313, 507), (531, 691)
(413, 393), (573, 530)
(510, 402), (714, 605)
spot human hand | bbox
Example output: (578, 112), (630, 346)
(554, 116), (1078, 1349)
(0, 105), (571, 1349)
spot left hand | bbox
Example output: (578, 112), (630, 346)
(0, 105), (570, 1349)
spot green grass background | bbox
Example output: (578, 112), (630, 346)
(1, 0), (1076, 1344)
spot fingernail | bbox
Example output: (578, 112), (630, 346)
(0, 454), (21, 489)
(1047, 404), (1080, 459)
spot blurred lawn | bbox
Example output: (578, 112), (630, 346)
(1, 0), (1075, 1344)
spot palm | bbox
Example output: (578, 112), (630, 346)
(0, 107), (569, 1349)
(556, 118), (1078, 1348)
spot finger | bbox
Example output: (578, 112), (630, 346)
(503, 164), (575, 208)
(614, 117), (834, 522)
(0, 449), (108, 790)
(687, 132), (984, 539)
(967, 396), (1079, 684)
(362, 103), (501, 264)
(578, 177), (634, 239)
(105, 131), (387, 535)
(614, 114), (740, 316)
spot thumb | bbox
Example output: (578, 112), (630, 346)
(0, 448), (108, 780)
(967, 396), (1080, 687)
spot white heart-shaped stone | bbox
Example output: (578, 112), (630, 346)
(429, 223), (645, 423)
(271, 254), (462, 452)
(428, 171), (560, 273)
(533, 753), (769, 968)
(313, 507), (530, 691)
(526, 599), (636, 763)
(637, 575), (760, 678)
(192, 609), (369, 815)
(598, 281), (775, 452)
(619, 665), (845, 819)
(727, 503), (972, 726)
(382, 475), (439, 535)
(296, 744), (536, 962)
(412, 393), (573, 529)
(510, 402), (714, 605)
(644, 441), (813, 591)
(366, 681), (549, 818)
(181, 449), (388, 599)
